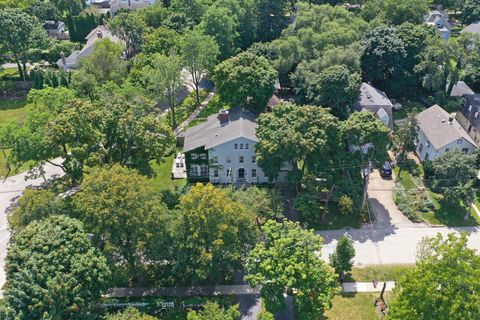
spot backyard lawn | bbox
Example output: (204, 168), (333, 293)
(150, 155), (187, 192)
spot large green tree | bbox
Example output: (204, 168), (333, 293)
(254, 0), (289, 42)
(172, 184), (258, 284)
(109, 11), (147, 58)
(213, 52), (278, 111)
(8, 87), (174, 182)
(106, 307), (156, 320)
(395, 112), (418, 161)
(341, 112), (391, 163)
(462, 0), (480, 24)
(361, 25), (407, 96)
(245, 220), (338, 318)
(292, 64), (361, 119)
(329, 235), (355, 279)
(179, 30), (219, 105)
(3, 215), (110, 320)
(256, 103), (341, 182)
(143, 53), (183, 128)
(0, 8), (49, 81)
(389, 233), (480, 319)
(431, 151), (477, 219)
(382, 0), (429, 25)
(78, 38), (127, 84)
(8, 188), (65, 233)
(73, 165), (169, 275)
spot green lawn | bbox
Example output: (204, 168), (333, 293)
(323, 292), (394, 320)
(185, 94), (230, 130)
(0, 98), (31, 178)
(0, 98), (29, 125)
(0, 67), (20, 79)
(150, 155), (187, 192)
(347, 264), (415, 282)
(303, 203), (363, 231)
(392, 101), (423, 122)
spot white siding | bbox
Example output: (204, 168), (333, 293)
(416, 129), (476, 161)
(207, 137), (269, 184)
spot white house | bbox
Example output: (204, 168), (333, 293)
(43, 20), (68, 40)
(182, 107), (270, 184)
(415, 105), (477, 161)
(425, 11), (452, 41)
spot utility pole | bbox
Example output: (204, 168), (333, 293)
(360, 160), (371, 216)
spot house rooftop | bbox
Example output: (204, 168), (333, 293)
(416, 104), (477, 150)
(354, 82), (394, 130)
(462, 21), (480, 35)
(450, 81), (475, 97)
(183, 107), (259, 152)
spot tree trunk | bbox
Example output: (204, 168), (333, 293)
(170, 104), (177, 129)
(13, 53), (25, 81)
(22, 62), (28, 81)
(195, 81), (200, 107)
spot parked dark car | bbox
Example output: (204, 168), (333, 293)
(380, 161), (392, 178)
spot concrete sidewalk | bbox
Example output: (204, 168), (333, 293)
(342, 281), (395, 293)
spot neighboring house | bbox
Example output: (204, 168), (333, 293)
(425, 10), (452, 41)
(461, 21), (480, 36)
(56, 26), (121, 71)
(43, 20), (68, 40)
(456, 94), (480, 145)
(182, 107), (270, 184)
(354, 82), (394, 131)
(109, 0), (156, 15)
(450, 81), (475, 98)
(265, 94), (282, 112)
(416, 105), (477, 161)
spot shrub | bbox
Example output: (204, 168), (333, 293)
(338, 195), (354, 215)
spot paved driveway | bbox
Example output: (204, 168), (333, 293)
(367, 169), (418, 228)
(0, 161), (64, 295)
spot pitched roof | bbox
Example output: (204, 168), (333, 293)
(267, 94), (281, 108)
(416, 105), (477, 150)
(354, 83), (394, 130)
(183, 107), (259, 152)
(450, 81), (475, 97)
(462, 21), (480, 35)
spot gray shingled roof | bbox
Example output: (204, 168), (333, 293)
(183, 107), (259, 152)
(354, 83), (394, 130)
(416, 104), (477, 150)
(462, 21), (480, 35)
(450, 81), (475, 97)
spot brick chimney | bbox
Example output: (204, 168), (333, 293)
(218, 109), (229, 124)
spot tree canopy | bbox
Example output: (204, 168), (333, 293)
(246, 220), (338, 318)
(3, 215), (110, 319)
(389, 233), (480, 319)
(213, 51), (278, 111)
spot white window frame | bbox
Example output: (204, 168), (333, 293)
(251, 169), (257, 178)
(191, 153), (198, 160)
(239, 156), (244, 164)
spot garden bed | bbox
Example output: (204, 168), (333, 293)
(393, 163), (480, 226)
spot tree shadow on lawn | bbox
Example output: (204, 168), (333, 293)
(0, 98), (27, 111)
(423, 198), (480, 227)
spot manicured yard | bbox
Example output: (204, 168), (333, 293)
(0, 98), (31, 178)
(393, 162), (480, 226)
(323, 292), (394, 320)
(165, 90), (208, 129)
(0, 67), (20, 79)
(150, 155), (187, 191)
(0, 98), (29, 125)
(185, 94), (230, 129)
(302, 203), (364, 231)
(347, 264), (415, 282)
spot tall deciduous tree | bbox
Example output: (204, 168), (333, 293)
(256, 103), (341, 182)
(0, 9), (49, 81)
(78, 38), (127, 84)
(74, 165), (169, 275)
(431, 151), (477, 219)
(245, 220), (338, 318)
(382, 0), (429, 25)
(292, 64), (361, 119)
(179, 30), (219, 105)
(213, 52), (278, 111)
(462, 0), (480, 24)
(109, 11), (147, 58)
(389, 233), (480, 319)
(254, 0), (289, 42)
(106, 308), (156, 320)
(200, 6), (239, 60)
(172, 184), (258, 284)
(395, 112), (418, 160)
(143, 53), (183, 128)
(342, 112), (391, 162)
(361, 25), (406, 96)
(3, 215), (110, 319)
